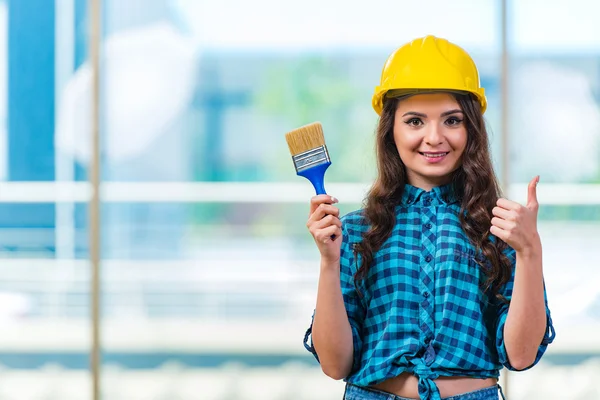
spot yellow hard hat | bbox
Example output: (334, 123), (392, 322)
(372, 35), (487, 115)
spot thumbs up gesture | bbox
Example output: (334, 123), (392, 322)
(490, 176), (542, 254)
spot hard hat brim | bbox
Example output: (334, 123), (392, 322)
(372, 88), (487, 116)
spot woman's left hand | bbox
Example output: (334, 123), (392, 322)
(490, 175), (541, 255)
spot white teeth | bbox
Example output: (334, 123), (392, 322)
(422, 152), (448, 158)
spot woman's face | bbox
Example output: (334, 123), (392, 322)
(393, 93), (468, 191)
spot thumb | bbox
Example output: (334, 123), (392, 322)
(527, 175), (540, 209)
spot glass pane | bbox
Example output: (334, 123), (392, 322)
(509, 0), (600, 184)
(509, 0), (600, 398)
(0, 0), (90, 397)
(101, 0), (501, 399)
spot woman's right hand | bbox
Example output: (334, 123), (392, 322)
(307, 195), (342, 264)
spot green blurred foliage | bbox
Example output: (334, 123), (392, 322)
(255, 55), (378, 183)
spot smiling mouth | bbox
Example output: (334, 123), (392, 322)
(419, 152), (449, 158)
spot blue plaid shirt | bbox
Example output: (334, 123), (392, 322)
(304, 183), (555, 400)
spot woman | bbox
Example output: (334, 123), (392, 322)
(302, 36), (555, 400)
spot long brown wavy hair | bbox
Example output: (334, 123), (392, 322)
(354, 93), (511, 301)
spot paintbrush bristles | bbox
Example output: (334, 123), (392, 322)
(285, 122), (326, 156)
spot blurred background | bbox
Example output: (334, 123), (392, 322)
(0, 0), (598, 399)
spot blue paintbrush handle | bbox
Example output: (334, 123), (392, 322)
(297, 162), (331, 195)
(298, 161), (336, 240)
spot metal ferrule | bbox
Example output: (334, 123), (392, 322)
(292, 145), (330, 173)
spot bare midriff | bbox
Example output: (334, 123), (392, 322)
(370, 372), (498, 399)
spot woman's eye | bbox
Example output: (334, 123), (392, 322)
(446, 117), (463, 126)
(405, 118), (423, 127)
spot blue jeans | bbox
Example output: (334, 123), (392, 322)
(343, 383), (506, 400)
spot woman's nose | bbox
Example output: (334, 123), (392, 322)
(424, 125), (443, 145)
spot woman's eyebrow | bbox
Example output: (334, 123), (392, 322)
(441, 109), (463, 117)
(402, 111), (427, 118)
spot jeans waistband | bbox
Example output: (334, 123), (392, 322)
(343, 383), (505, 400)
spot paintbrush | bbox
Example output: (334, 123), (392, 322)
(285, 121), (331, 195)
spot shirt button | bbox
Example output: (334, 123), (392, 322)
(425, 223), (432, 229)
(423, 291), (430, 298)
(424, 198), (432, 206)
(425, 255), (432, 262)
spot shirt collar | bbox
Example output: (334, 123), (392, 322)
(400, 182), (459, 206)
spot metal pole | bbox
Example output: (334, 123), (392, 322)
(501, 0), (510, 193)
(500, 0), (510, 395)
(89, 0), (101, 398)
(55, 0), (76, 321)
